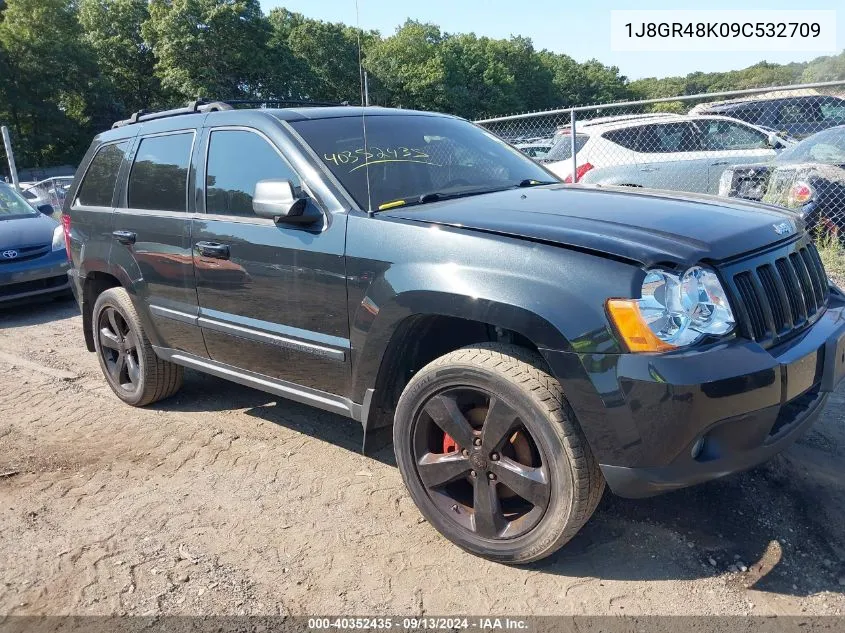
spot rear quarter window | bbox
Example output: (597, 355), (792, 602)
(544, 134), (589, 161)
(727, 105), (766, 124)
(75, 141), (130, 207)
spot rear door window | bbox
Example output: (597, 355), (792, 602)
(603, 128), (640, 151)
(728, 105), (766, 124)
(205, 129), (301, 218)
(76, 141), (130, 207)
(127, 133), (194, 212)
(777, 101), (823, 124)
(636, 123), (701, 153)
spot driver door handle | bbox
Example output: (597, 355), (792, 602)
(639, 166), (659, 172)
(195, 241), (230, 260)
(711, 161), (730, 166)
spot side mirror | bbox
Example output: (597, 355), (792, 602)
(252, 180), (305, 222)
(37, 203), (54, 215)
(252, 179), (313, 223)
(767, 133), (784, 150)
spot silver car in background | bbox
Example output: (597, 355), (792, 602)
(544, 113), (793, 194)
(20, 177), (73, 216)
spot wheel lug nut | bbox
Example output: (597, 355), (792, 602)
(470, 470), (477, 478)
(488, 473), (496, 481)
(473, 438), (482, 447)
(462, 449), (469, 457)
(490, 452), (499, 461)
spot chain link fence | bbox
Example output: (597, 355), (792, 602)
(477, 80), (845, 243)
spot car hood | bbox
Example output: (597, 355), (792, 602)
(0, 212), (58, 250)
(382, 184), (802, 268)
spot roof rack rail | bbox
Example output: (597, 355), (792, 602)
(112, 98), (349, 129)
(224, 99), (349, 108)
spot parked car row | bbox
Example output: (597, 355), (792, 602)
(509, 95), (845, 239)
(543, 112), (793, 194)
(20, 176), (74, 216)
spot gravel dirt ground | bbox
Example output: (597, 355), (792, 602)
(1, 296), (844, 617)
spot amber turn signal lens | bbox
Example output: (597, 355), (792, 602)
(606, 299), (677, 353)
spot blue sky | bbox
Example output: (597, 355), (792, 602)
(260, 0), (843, 80)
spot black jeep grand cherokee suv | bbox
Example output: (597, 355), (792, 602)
(65, 102), (845, 563)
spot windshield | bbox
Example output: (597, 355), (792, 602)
(0, 183), (38, 219)
(776, 125), (845, 164)
(290, 113), (557, 210)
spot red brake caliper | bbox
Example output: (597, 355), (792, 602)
(442, 433), (459, 453)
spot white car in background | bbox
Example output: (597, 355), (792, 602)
(19, 177), (73, 215)
(544, 113), (793, 194)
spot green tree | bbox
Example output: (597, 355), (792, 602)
(287, 17), (367, 103)
(0, 0), (96, 166)
(802, 51), (845, 83)
(538, 52), (629, 108)
(143, 0), (273, 100)
(79, 0), (164, 114)
(364, 20), (448, 111)
(441, 34), (556, 117)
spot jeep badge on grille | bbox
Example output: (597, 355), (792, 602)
(773, 222), (792, 236)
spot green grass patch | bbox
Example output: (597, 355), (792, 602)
(816, 231), (845, 288)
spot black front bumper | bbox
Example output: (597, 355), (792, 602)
(543, 289), (845, 498)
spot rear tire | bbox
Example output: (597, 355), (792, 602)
(394, 343), (604, 563)
(92, 287), (183, 406)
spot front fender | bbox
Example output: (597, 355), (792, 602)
(345, 214), (640, 401)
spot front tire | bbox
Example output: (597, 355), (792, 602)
(394, 343), (604, 564)
(92, 287), (183, 406)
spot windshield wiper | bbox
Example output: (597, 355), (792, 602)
(517, 179), (557, 187)
(375, 180), (557, 212)
(417, 185), (514, 204)
(376, 186), (509, 211)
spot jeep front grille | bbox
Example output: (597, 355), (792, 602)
(729, 243), (828, 346)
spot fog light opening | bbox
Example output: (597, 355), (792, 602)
(691, 437), (705, 460)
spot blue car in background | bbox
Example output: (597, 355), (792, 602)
(0, 182), (71, 304)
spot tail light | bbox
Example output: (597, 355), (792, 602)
(563, 162), (594, 184)
(61, 214), (72, 260)
(787, 181), (814, 208)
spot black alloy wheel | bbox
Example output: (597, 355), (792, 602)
(92, 287), (183, 406)
(394, 343), (605, 563)
(412, 387), (550, 539)
(97, 306), (141, 392)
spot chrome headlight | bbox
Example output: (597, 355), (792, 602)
(51, 225), (64, 251)
(639, 267), (735, 347)
(608, 266), (735, 352)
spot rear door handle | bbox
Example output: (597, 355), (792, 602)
(112, 230), (136, 245)
(195, 241), (230, 260)
(711, 161), (730, 166)
(639, 166), (659, 172)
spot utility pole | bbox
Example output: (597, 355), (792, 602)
(364, 72), (370, 107)
(1, 126), (20, 191)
